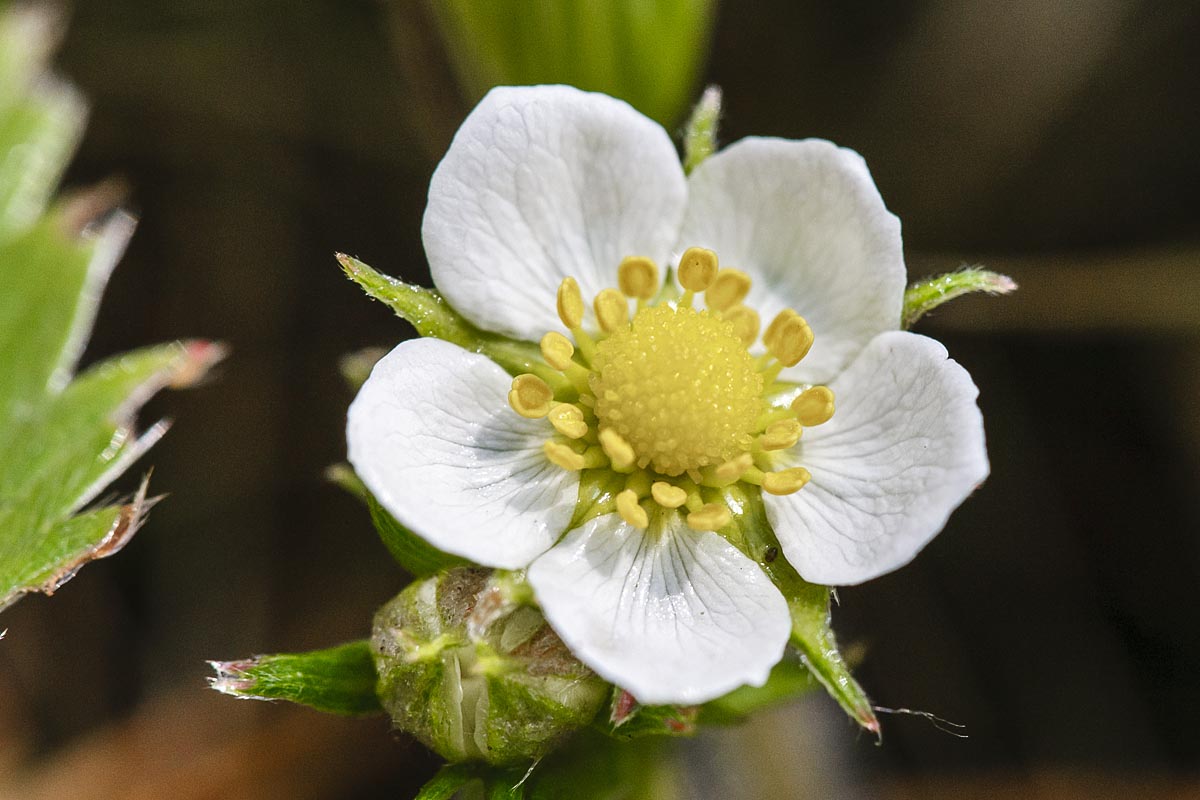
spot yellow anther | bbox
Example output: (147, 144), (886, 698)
(792, 386), (835, 427)
(548, 403), (588, 439)
(617, 256), (659, 299)
(760, 418), (802, 451)
(706, 268), (752, 311)
(508, 374), (553, 418)
(616, 489), (649, 529)
(593, 288), (629, 333)
(678, 247), (718, 292)
(540, 332), (575, 371)
(761, 309), (799, 353)
(650, 481), (688, 509)
(714, 452), (754, 483)
(723, 304), (761, 347)
(761, 467), (811, 496)
(544, 440), (585, 471)
(687, 503), (731, 532)
(557, 277), (584, 329)
(763, 309), (813, 367)
(598, 428), (637, 471)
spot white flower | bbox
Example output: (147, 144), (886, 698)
(347, 85), (988, 706)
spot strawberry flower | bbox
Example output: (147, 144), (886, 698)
(347, 85), (988, 705)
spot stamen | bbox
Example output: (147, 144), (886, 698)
(508, 374), (553, 418)
(540, 332), (575, 371)
(687, 503), (731, 531)
(678, 247), (718, 292)
(617, 256), (659, 300)
(713, 452), (754, 484)
(706, 268), (751, 311)
(594, 288), (629, 333)
(722, 304), (761, 347)
(544, 441), (606, 471)
(598, 428), (637, 472)
(759, 419), (802, 451)
(763, 309), (814, 367)
(650, 481), (688, 509)
(556, 277), (585, 329)
(616, 489), (649, 529)
(543, 440), (585, 471)
(548, 403), (588, 439)
(761, 467), (811, 495)
(792, 386), (835, 427)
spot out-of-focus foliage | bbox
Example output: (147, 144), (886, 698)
(0, 6), (219, 613)
(426, 0), (716, 127)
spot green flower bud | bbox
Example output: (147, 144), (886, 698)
(371, 568), (607, 765)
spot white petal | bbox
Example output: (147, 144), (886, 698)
(346, 338), (578, 570)
(528, 512), (791, 705)
(678, 137), (905, 383)
(765, 331), (988, 585)
(423, 85), (687, 341)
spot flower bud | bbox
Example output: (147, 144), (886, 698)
(371, 568), (606, 765)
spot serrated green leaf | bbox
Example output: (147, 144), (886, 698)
(208, 640), (383, 716)
(902, 268), (1017, 328)
(0, 80), (84, 238)
(0, 6), (218, 614)
(337, 253), (568, 395)
(721, 484), (879, 734)
(327, 462), (466, 576)
(428, 0), (716, 128)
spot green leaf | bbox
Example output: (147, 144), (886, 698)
(682, 86), (721, 175)
(0, 7), (220, 613)
(720, 484), (879, 734)
(337, 253), (569, 395)
(902, 268), (1017, 329)
(208, 640), (383, 716)
(328, 462), (466, 576)
(428, 0), (717, 128)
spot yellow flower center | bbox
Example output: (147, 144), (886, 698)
(591, 305), (763, 476)
(506, 247), (837, 533)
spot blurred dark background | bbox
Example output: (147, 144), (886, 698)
(2, 1), (1198, 798)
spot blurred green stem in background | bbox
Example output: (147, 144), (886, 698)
(424, 0), (717, 128)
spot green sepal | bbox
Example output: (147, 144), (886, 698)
(682, 86), (721, 175)
(415, 764), (480, 800)
(720, 484), (879, 734)
(699, 654), (818, 725)
(902, 268), (1016, 329)
(207, 640), (384, 716)
(327, 462), (466, 577)
(337, 254), (568, 395)
(598, 687), (698, 740)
